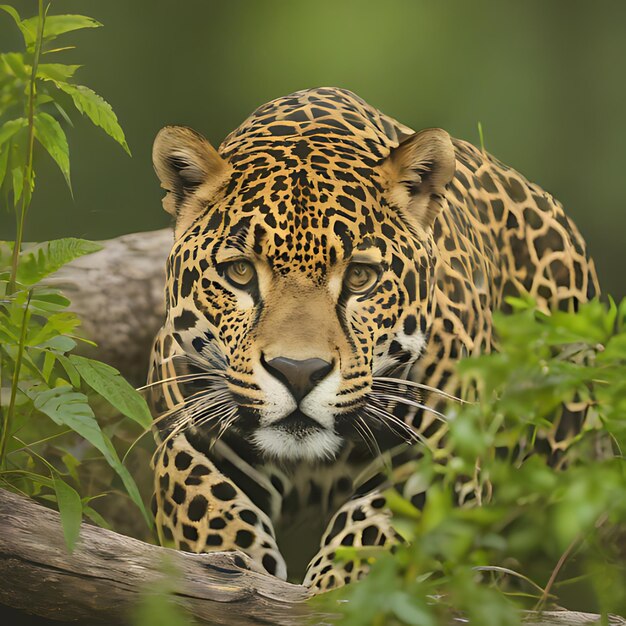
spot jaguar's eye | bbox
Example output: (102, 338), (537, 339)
(225, 260), (256, 287)
(344, 263), (379, 294)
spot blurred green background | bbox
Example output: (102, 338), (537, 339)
(2, 0), (625, 297)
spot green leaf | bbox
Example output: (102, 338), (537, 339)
(11, 154), (24, 201)
(17, 238), (102, 285)
(53, 477), (82, 553)
(70, 355), (153, 429)
(82, 505), (111, 530)
(0, 51), (29, 80)
(0, 4), (22, 27)
(384, 487), (422, 520)
(0, 142), (9, 189)
(55, 83), (130, 155)
(57, 354), (81, 387)
(27, 311), (81, 347)
(32, 385), (151, 526)
(29, 289), (71, 314)
(37, 63), (81, 82)
(33, 111), (71, 191)
(0, 118), (27, 148)
(6, 125), (28, 203)
(0, 5), (35, 46)
(62, 452), (81, 483)
(33, 385), (98, 436)
(21, 14), (102, 50)
(38, 334), (76, 354)
(42, 350), (56, 382)
(390, 592), (436, 626)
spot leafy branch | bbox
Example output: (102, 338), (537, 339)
(0, 2), (151, 552)
(318, 298), (626, 625)
(0, 2), (129, 289)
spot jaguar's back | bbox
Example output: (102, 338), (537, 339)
(415, 138), (598, 437)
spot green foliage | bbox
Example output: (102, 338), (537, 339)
(0, 2), (151, 552)
(0, 4), (128, 201)
(69, 356), (153, 430)
(33, 109), (71, 189)
(131, 591), (196, 626)
(0, 7), (101, 52)
(317, 298), (626, 624)
(53, 475), (81, 553)
(5, 238), (103, 284)
(55, 82), (131, 155)
(130, 559), (197, 626)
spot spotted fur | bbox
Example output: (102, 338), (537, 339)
(146, 88), (599, 591)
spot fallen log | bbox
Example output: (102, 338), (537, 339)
(1, 489), (624, 625)
(0, 488), (311, 625)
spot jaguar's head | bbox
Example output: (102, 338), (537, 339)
(151, 96), (455, 463)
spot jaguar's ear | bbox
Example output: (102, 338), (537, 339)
(381, 128), (455, 231)
(153, 126), (230, 234)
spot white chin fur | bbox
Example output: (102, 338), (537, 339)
(252, 427), (342, 462)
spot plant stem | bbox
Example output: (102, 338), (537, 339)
(0, 291), (32, 470)
(534, 534), (581, 612)
(8, 0), (45, 294)
(8, 429), (73, 455)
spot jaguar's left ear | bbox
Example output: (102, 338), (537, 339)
(380, 128), (455, 230)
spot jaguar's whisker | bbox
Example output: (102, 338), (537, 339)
(124, 394), (220, 464)
(372, 376), (469, 405)
(187, 399), (234, 425)
(364, 403), (427, 447)
(193, 405), (237, 435)
(172, 351), (229, 372)
(137, 371), (226, 392)
(210, 410), (239, 450)
(368, 399), (432, 444)
(152, 387), (231, 427)
(166, 394), (234, 434)
(150, 391), (234, 465)
(369, 391), (449, 423)
(355, 414), (382, 460)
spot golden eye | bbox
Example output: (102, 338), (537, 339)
(344, 263), (378, 294)
(225, 260), (255, 287)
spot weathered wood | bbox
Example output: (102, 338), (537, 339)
(522, 615), (625, 626)
(1, 489), (624, 625)
(0, 488), (312, 625)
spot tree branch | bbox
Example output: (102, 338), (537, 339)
(1, 489), (624, 625)
(0, 488), (311, 624)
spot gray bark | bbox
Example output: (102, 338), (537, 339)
(1, 489), (624, 625)
(0, 488), (311, 625)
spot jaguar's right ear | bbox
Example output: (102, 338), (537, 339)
(153, 126), (230, 234)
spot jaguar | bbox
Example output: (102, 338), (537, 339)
(146, 87), (599, 591)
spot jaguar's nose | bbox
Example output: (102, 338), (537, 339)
(262, 356), (334, 402)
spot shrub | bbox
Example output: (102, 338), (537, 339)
(0, 1), (152, 550)
(317, 298), (626, 624)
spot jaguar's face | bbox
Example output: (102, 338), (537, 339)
(153, 123), (454, 462)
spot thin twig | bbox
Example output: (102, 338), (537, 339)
(535, 534), (581, 612)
